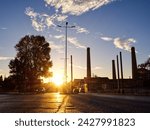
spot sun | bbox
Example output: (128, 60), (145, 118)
(41, 71), (64, 86)
(52, 73), (64, 86)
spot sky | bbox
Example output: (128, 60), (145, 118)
(0, 0), (150, 81)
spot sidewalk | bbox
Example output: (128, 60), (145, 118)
(83, 93), (150, 102)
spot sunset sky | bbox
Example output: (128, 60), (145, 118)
(0, 0), (150, 81)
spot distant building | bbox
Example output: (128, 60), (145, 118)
(72, 46), (150, 94)
(84, 77), (109, 92)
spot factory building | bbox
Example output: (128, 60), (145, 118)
(73, 46), (150, 94)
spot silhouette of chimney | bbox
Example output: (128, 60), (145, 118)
(112, 60), (116, 80)
(116, 55), (120, 91)
(131, 47), (138, 79)
(120, 52), (124, 80)
(87, 47), (91, 79)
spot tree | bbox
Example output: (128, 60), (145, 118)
(9, 35), (52, 91)
(0, 75), (3, 87)
(138, 57), (150, 70)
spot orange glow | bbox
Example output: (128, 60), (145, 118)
(52, 73), (64, 86)
(42, 77), (50, 83)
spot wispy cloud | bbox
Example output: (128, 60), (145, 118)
(72, 64), (86, 70)
(26, 1), (115, 33)
(25, 7), (67, 31)
(56, 14), (68, 22)
(54, 35), (64, 39)
(25, 7), (46, 31)
(68, 37), (86, 49)
(54, 35), (86, 49)
(75, 26), (89, 34)
(44, 0), (115, 16)
(0, 56), (13, 61)
(25, 7), (89, 34)
(1, 27), (7, 30)
(101, 36), (136, 51)
(101, 36), (113, 41)
(48, 41), (64, 53)
(92, 66), (103, 70)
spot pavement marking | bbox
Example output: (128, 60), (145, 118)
(56, 95), (69, 113)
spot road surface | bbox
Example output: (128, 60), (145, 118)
(0, 93), (150, 113)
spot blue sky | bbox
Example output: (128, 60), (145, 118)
(0, 0), (150, 80)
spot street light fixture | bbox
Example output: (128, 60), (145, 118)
(57, 22), (75, 86)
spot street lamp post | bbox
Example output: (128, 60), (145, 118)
(57, 22), (75, 86)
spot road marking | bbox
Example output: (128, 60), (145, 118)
(56, 95), (69, 113)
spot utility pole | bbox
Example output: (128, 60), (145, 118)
(71, 55), (73, 83)
(71, 55), (73, 92)
(57, 22), (75, 86)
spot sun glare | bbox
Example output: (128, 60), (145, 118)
(41, 70), (64, 86)
(42, 77), (50, 84)
(52, 73), (64, 86)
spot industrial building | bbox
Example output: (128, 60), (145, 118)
(73, 47), (150, 95)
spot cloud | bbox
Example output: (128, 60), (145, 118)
(44, 0), (115, 16)
(54, 35), (86, 49)
(101, 36), (136, 51)
(56, 14), (68, 22)
(100, 36), (113, 41)
(25, 7), (38, 18)
(1, 27), (7, 30)
(0, 56), (13, 61)
(73, 64), (86, 70)
(75, 26), (89, 34)
(31, 19), (45, 31)
(68, 37), (86, 49)
(92, 66), (103, 70)
(54, 35), (64, 39)
(25, 5), (90, 34)
(25, 7), (46, 31)
(48, 41), (64, 53)
(26, 1), (116, 33)
(25, 7), (67, 31)
(114, 38), (136, 51)
(25, 7), (89, 34)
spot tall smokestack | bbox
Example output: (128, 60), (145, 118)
(120, 52), (124, 92)
(112, 60), (116, 80)
(131, 47), (138, 79)
(120, 52), (124, 80)
(116, 55), (120, 91)
(87, 47), (91, 79)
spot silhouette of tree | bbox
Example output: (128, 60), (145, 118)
(0, 75), (3, 87)
(138, 57), (150, 70)
(138, 57), (150, 81)
(9, 35), (52, 91)
(2, 76), (16, 91)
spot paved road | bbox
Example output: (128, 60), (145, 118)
(68, 93), (150, 113)
(0, 93), (150, 113)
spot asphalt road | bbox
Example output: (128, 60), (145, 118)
(0, 93), (150, 113)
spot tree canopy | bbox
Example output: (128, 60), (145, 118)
(138, 57), (150, 70)
(9, 35), (52, 91)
